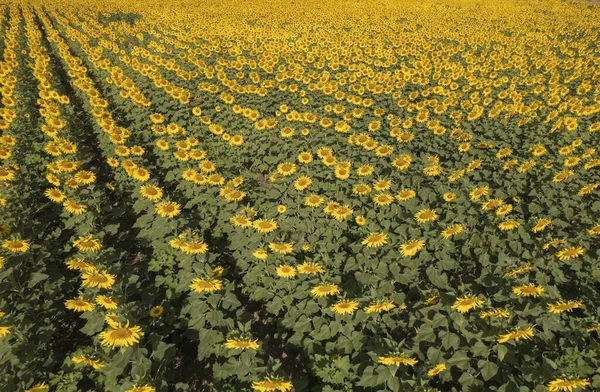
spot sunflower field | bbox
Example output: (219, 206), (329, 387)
(1, 0), (600, 390)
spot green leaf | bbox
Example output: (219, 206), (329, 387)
(479, 360), (498, 381)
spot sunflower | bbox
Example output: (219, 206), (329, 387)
(396, 189), (416, 201)
(391, 154), (411, 170)
(297, 152), (313, 163)
(299, 193), (320, 207)
(469, 186), (488, 201)
(399, 239), (425, 257)
(251, 377), (293, 392)
(155, 202), (181, 218)
(378, 353), (418, 367)
(95, 295), (118, 310)
(441, 224), (463, 239)
(362, 232), (388, 248)
(277, 162), (296, 176)
(496, 326), (534, 343)
(552, 169), (574, 183)
(423, 165), (442, 176)
(547, 300), (583, 314)
(230, 215), (253, 228)
(311, 283), (340, 297)
(442, 192), (456, 202)
(545, 378), (590, 392)
(44, 188), (65, 203)
(268, 242), (294, 254)
(294, 176), (312, 191)
(225, 338), (259, 350)
(73, 235), (102, 252)
(82, 270), (116, 289)
(253, 219), (278, 234)
(526, 219), (550, 234)
(24, 383), (49, 392)
(414, 209), (438, 223)
(276, 265), (296, 278)
(372, 193), (394, 206)
(355, 215), (366, 225)
(330, 300), (359, 315)
(556, 246), (583, 261)
(99, 321), (144, 348)
(578, 183), (599, 196)
(512, 283), (544, 297)
(65, 258), (95, 271)
(0, 326), (10, 337)
(451, 295), (484, 313)
(331, 205), (353, 221)
(65, 298), (95, 312)
(2, 239), (30, 253)
(480, 308), (510, 319)
(588, 224), (600, 235)
(74, 171), (95, 184)
(357, 165), (374, 176)
(63, 200), (86, 215)
(364, 301), (396, 313)
(428, 364), (447, 377)
(297, 262), (325, 275)
(543, 238), (566, 250)
(481, 199), (504, 211)
(181, 241), (208, 255)
(190, 278), (222, 293)
(498, 220), (520, 231)
(149, 305), (164, 318)
(140, 185), (163, 200)
(253, 249), (268, 259)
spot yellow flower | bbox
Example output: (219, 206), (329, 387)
(125, 384), (155, 392)
(532, 219), (552, 233)
(297, 262), (324, 275)
(294, 176), (312, 190)
(512, 283), (544, 298)
(72, 235), (102, 252)
(254, 219), (278, 233)
(311, 283), (340, 297)
(443, 192), (456, 202)
(224, 338), (259, 350)
(399, 240), (425, 257)
(330, 300), (359, 315)
(427, 363), (446, 377)
(414, 209), (438, 223)
(480, 308), (510, 319)
(276, 265), (296, 278)
(155, 202), (181, 218)
(2, 239), (30, 253)
(451, 295), (484, 313)
(81, 270), (116, 289)
(556, 246), (584, 261)
(65, 298), (95, 312)
(547, 300), (583, 314)
(378, 353), (418, 367)
(545, 378), (590, 392)
(496, 326), (534, 343)
(149, 305), (164, 317)
(253, 249), (268, 259)
(95, 295), (118, 310)
(361, 232), (388, 248)
(364, 301), (396, 313)
(268, 242), (293, 254)
(190, 278), (222, 293)
(251, 377), (293, 392)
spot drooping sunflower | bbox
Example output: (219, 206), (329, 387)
(311, 283), (340, 297)
(428, 364), (447, 377)
(399, 240), (425, 257)
(65, 298), (95, 312)
(276, 265), (296, 279)
(268, 242), (294, 255)
(99, 321), (144, 348)
(362, 232), (388, 248)
(512, 283), (544, 297)
(496, 325), (534, 343)
(330, 300), (359, 315)
(441, 224), (463, 239)
(251, 377), (293, 392)
(81, 270), (116, 289)
(225, 338), (259, 350)
(2, 239), (30, 253)
(396, 189), (416, 201)
(556, 246), (584, 261)
(63, 200), (86, 215)
(190, 278), (222, 293)
(297, 262), (325, 275)
(547, 300), (583, 314)
(451, 295), (484, 313)
(95, 295), (118, 310)
(545, 377), (590, 392)
(72, 235), (102, 252)
(378, 353), (418, 367)
(364, 300), (396, 313)
(480, 308), (510, 319)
